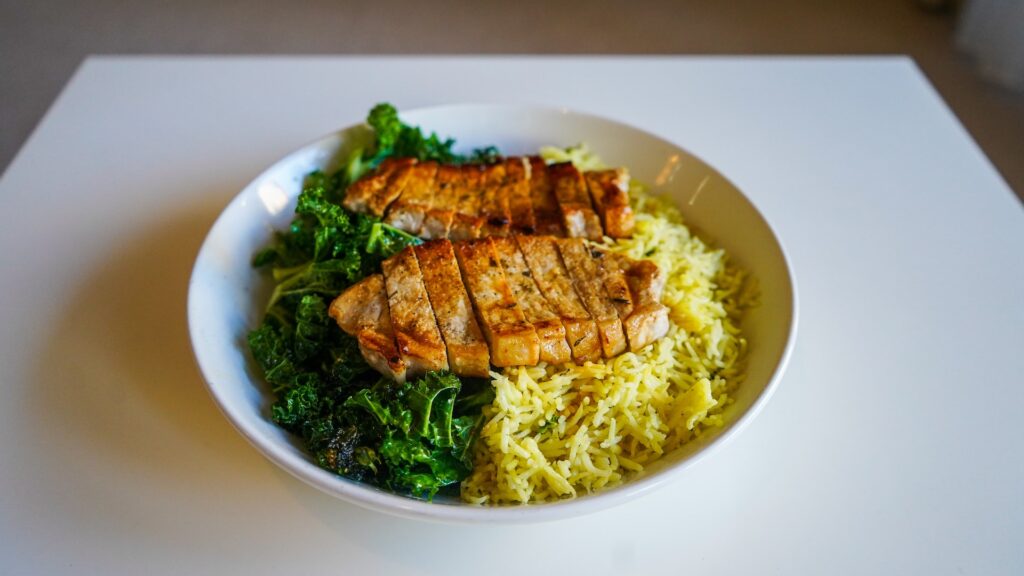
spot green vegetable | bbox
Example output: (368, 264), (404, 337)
(248, 103), (501, 499)
(365, 103), (503, 167)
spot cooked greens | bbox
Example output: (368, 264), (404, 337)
(247, 103), (499, 499)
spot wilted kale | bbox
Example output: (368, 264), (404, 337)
(365, 103), (502, 167)
(253, 169), (420, 313)
(247, 103), (500, 499)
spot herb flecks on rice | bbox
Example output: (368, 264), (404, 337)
(461, 148), (752, 505)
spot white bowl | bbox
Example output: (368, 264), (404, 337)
(188, 104), (797, 523)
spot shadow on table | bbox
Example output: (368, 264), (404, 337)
(26, 198), (285, 544)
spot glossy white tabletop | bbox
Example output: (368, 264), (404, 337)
(1, 56), (1021, 575)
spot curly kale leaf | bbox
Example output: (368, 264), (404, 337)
(366, 102), (497, 167)
(367, 102), (402, 152)
(271, 374), (322, 428)
(338, 371), (481, 499)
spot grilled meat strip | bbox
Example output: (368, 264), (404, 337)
(328, 274), (407, 383)
(505, 157), (536, 235)
(454, 238), (540, 367)
(343, 156), (635, 240)
(515, 234), (602, 363)
(528, 156), (565, 237)
(549, 162), (603, 241)
(415, 240), (491, 377)
(556, 238), (627, 358)
(479, 162), (512, 237)
(584, 169), (635, 239)
(449, 165), (486, 241)
(384, 161), (438, 235)
(342, 157), (415, 217)
(330, 235), (665, 380)
(381, 246), (449, 377)
(491, 237), (572, 365)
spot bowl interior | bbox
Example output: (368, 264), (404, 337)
(188, 104), (796, 522)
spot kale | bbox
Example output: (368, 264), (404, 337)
(365, 102), (502, 167)
(255, 171), (421, 312)
(468, 145), (502, 164)
(339, 372), (482, 498)
(366, 103), (460, 166)
(248, 103), (503, 499)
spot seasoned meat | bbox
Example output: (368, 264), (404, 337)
(479, 162), (511, 237)
(345, 156), (637, 242)
(506, 157), (536, 235)
(584, 169), (635, 239)
(605, 253), (670, 351)
(381, 246), (449, 377)
(448, 166), (486, 241)
(556, 238), (627, 358)
(328, 274), (407, 383)
(384, 161), (439, 235)
(588, 245), (634, 319)
(528, 156), (565, 237)
(549, 162), (603, 241)
(421, 165), (460, 239)
(415, 240), (491, 377)
(453, 238), (540, 367)
(342, 158), (416, 217)
(491, 237), (572, 365)
(515, 234), (601, 363)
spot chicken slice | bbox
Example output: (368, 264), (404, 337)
(584, 169), (635, 238)
(605, 253), (670, 351)
(479, 162), (511, 237)
(515, 234), (601, 363)
(528, 156), (565, 237)
(415, 240), (491, 377)
(448, 166), (486, 241)
(453, 238), (540, 367)
(381, 246), (449, 377)
(491, 237), (572, 365)
(505, 157), (536, 235)
(383, 161), (438, 235)
(421, 165), (460, 239)
(328, 274), (407, 383)
(549, 162), (603, 241)
(587, 245), (634, 319)
(342, 158), (417, 217)
(556, 238), (627, 358)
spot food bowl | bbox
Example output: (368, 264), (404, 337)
(187, 104), (797, 523)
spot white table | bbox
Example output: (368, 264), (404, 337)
(1, 56), (1021, 575)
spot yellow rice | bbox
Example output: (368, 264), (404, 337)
(460, 145), (753, 505)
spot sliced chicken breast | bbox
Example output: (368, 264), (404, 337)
(328, 274), (407, 383)
(528, 157), (566, 237)
(448, 166), (486, 241)
(584, 169), (635, 239)
(549, 162), (603, 241)
(506, 157), (536, 235)
(381, 246), (449, 377)
(606, 253), (670, 351)
(421, 165), (460, 239)
(453, 238), (540, 367)
(556, 238), (627, 358)
(491, 237), (572, 365)
(383, 161), (439, 235)
(479, 162), (511, 237)
(415, 240), (491, 377)
(515, 234), (602, 363)
(342, 158), (416, 217)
